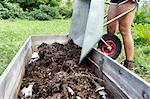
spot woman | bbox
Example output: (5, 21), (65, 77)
(107, 0), (136, 70)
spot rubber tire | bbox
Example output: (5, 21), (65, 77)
(98, 34), (122, 59)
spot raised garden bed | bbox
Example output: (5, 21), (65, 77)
(0, 35), (150, 99)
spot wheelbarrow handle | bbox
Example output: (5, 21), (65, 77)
(103, 3), (137, 26)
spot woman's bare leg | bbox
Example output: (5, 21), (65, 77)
(118, 1), (135, 61)
(107, 3), (118, 34)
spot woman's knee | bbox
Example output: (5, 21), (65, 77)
(107, 24), (117, 34)
(119, 24), (131, 36)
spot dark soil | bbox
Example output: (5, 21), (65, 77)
(18, 40), (104, 99)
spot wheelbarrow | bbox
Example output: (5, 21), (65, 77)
(69, 0), (138, 62)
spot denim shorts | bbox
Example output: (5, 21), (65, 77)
(110, 0), (126, 4)
(110, 0), (139, 4)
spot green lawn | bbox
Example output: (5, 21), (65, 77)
(117, 24), (150, 82)
(117, 38), (150, 82)
(0, 19), (150, 83)
(0, 19), (70, 74)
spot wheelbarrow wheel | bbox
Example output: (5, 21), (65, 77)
(98, 34), (122, 59)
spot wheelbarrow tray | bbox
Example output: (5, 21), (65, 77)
(0, 35), (150, 99)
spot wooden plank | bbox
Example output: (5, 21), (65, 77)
(102, 74), (129, 99)
(87, 58), (129, 99)
(0, 37), (32, 99)
(88, 48), (150, 99)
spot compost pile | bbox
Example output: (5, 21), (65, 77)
(18, 40), (104, 99)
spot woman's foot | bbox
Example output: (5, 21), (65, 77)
(121, 60), (134, 70)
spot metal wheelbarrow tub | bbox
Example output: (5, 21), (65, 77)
(69, 0), (104, 62)
(0, 35), (150, 99)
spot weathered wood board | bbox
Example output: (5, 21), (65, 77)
(88, 48), (150, 99)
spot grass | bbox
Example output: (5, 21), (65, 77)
(0, 19), (150, 83)
(0, 19), (70, 74)
(116, 23), (150, 82)
(132, 24), (150, 82)
(117, 40), (150, 82)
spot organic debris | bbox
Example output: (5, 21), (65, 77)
(18, 40), (108, 99)
(20, 82), (34, 99)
